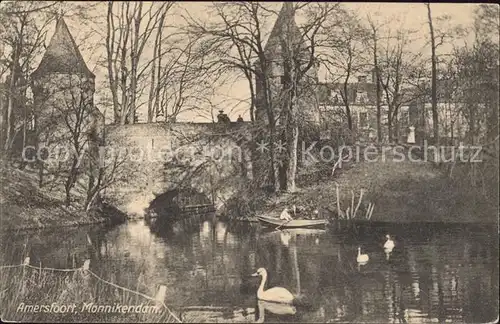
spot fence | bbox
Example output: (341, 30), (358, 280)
(0, 257), (182, 323)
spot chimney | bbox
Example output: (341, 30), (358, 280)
(358, 75), (367, 83)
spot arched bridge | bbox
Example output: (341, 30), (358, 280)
(101, 122), (253, 218)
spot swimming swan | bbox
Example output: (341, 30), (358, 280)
(252, 268), (294, 304)
(384, 235), (395, 252)
(357, 247), (369, 264)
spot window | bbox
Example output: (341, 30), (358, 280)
(28, 113), (36, 131)
(357, 92), (368, 104)
(400, 111), (409, 125)
(359, 112), (368, 128)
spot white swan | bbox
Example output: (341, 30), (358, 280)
(384, 234), (395, 252)
(356, 247), (369, 264)
(251, 268), (294, 304)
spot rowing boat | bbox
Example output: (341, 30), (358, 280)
(257, 215), (328, 229)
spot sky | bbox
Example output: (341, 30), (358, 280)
(37, 2), (486, 123)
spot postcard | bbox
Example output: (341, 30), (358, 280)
(0, 2), (498, 323)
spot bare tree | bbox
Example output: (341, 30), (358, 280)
(1, 1), (100, 154)
(425, 3), (472, 145)
(84, 132), (129, 211)
(185, 2), (341, 192)
(322, 11), (368, 133)
(452, 41), (498, 145)
(365, 14), (386, 143)
(183, 1), (281, 191)
(49, 77), (96, 206)
(378, 29), (425, 142)
(155, 35), (215, 122)
(146, 7), (167, 123)
(105, 2), (174, 124)
(474, 4), (500, 42)
(278, 2), (338, 192)
(426, 3), (439, 145)
(0, 1), (58, 151)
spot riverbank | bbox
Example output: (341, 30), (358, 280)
(0, 162), (126, 231)
(223, 153), (498, 224)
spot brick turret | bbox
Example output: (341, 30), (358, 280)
(31, 18), (102, 146)
(254, 2), (319, 125)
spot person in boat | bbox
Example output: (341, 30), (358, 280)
(279, 207), (294, 221)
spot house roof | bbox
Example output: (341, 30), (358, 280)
(32, 18), (95, 79)
(317, 82), (378, 105)
(317, 80), (430, 106)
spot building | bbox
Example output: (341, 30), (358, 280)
(316, 72), (413, 143)
(31, 17), (104, 150)
(255, 2), (496, 147)
(254, 3), (414, 145)
(409, 66), (499, 145)
(254, 2), (318, 128)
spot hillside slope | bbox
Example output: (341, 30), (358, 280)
(0, 161), (122, 231)
(237, 152), (498, 223)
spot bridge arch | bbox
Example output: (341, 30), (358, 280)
(102, 122), (253, 217)
(147, 187), (213, 218)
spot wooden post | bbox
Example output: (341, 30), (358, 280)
(335, 183), (341, 218)
(82, 259), (90, 276)
(155, 284), (167, 307)
(350, 190), (355, 218)
(23, 257), (30, 266)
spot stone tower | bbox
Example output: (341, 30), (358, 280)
(31, 18), (102, 148)
(254, 2), (319, 125)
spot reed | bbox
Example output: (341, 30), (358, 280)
(334, 187), (374, 221)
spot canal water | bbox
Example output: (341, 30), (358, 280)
(1, 215), (498, 323)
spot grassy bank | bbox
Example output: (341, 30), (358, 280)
(223, 151), (498, 224)
(0, 161), (126, 231)
(0, 264), (180, 323)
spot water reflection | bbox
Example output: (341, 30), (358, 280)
(0, 218), (498, 323)
(256, 300), (297, 323)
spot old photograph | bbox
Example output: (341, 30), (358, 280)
(0, 1), (498, 323)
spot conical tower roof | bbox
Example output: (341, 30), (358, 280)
(32, 18), (94, 79)
(263, 2), (304, 56)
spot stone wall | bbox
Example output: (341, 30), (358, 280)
(101, 122), (253, 217)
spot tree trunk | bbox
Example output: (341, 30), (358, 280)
(147, 36), (158, 123)
(373, 44), (382, 143)
(426, 3), (439, 145)
(119, 2), (131, 125)
(106, 2), (121, 123)
(4, 51), (18, 151)
(4, 84), (14, 151)
(65, 158), (78, 207)
(128, 3), (142, 124)
(22, 97), (27, 151)
(388, 110), (393, 143)
(260, 67), (279, 192)
(38, 161), (44, 187)
(0, 86), (5, 148)
(342, 76), (353, 131)
(153, 11), (165, 121)
(286, 125), (298, 192)
(469, 107), (475, 146)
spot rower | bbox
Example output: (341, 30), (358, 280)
(279, 207), (294, 221)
